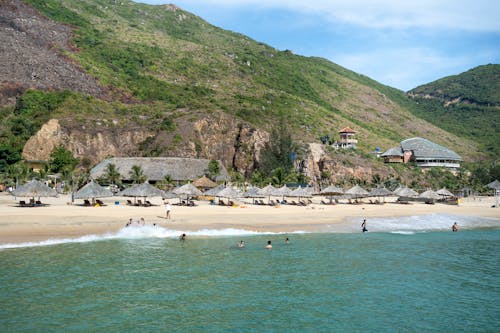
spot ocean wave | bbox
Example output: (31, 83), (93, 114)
(354, 214), (500, 233)
(0, 226), (306, 250)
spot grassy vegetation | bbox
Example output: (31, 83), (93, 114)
(6, 0), (491, 169)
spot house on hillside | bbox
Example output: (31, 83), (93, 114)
(90, 157), (230, 184)
(381, 137), (462, 169)
(332, 127), (358, 149)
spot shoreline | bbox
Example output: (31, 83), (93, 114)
(0, 193), (499, 244)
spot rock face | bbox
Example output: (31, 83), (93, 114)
(22, 114), (269, 174)
(22, 118), (154, 164)
(0, 0), (103, 106)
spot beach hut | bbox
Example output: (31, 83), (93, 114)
(11, 179), (57, 206)
(74, 180), (113, 206)
(118, 182), (166, 206)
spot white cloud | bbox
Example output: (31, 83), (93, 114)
(333, 47), (472, 90)
(142, 0), (500, 31)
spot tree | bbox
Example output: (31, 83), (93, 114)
(129, 165), (146, 184)
(258, 116), (294, 175)
(104, 163), (121, 186)
(207, 159), (220, 180)
(158, 174), (174, 191)
(50, 146), (78, 173)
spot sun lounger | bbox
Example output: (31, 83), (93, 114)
(96, 199), (105, 206)
(84, 199), (92, 206)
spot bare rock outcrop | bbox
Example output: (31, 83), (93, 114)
(0, 0), (103, 105)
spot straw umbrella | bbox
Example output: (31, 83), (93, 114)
(216, 186), (241, 205)
(368, 187), (393, 203)
(345, 185), (369, 200)
(396, 187), (419, 198)
(11, 179), (57, 206)
(320, 185), (344, 204)
(192, 175), (217, 191)
(75, 180), (113, 205)
(173, 183), (203, 205)
(289, 186), (312, 204)
(487, 180), (500, 207)
(204, 184), (225, 196)
(118, 182), (166, 205)
(242, 186), (264, 204)
(436, 188), (454, 198)
(419, 189), (440, 202)
(258, 184), (280, 204)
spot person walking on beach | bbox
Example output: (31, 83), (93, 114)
(452, 222), (459, 232)
(164, 201), (172, 219)
(265, 240), (272, 249)
(361, 219), (368, 233)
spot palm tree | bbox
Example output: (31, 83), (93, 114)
(105, 163), (121, 186)
(129, 165), (146, 184)
(158, 174), (174, 191)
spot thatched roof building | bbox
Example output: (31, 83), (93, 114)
(381, 137), (462, 169)
(90, 157), (230, 183)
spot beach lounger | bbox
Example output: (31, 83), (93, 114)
(84, 199), (92, 206)
(126, 199), (133, 206)
(96, 199), (105, 206)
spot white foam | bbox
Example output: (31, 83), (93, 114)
(356, 214), (500, 233)
(0, 225), (306, 250)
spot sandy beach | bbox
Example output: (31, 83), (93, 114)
(0, 192), (498, 244)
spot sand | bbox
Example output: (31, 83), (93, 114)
(0, 192), (498, 244)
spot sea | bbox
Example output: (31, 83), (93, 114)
(1, 214), (499, 332)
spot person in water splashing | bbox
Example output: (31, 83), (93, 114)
(452, 222), (459, 232)
(179, 233), (186, 241)
(237, 240), (245, 248)
(361, 219), (368, 232)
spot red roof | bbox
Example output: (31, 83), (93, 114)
(338, 127), (356, 133)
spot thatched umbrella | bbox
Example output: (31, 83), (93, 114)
(289, 186), (312, 202)
(192, 175), (217, 190)
(319, 185), (344, 203)
(368, 187), (393, 203)
(345, 185), (369, 199)
(396, 187), (419, 198)
(173, 183), (203, 197)
(436, 188), (454, 197)
(258, 184), (280, 203)
(487, 180), (500, 207)
(204, 184), (225, 196)
(11, 180), (57, 205)
(75, 180), (113, 205)
(419, 189), (440, 201)
(118, 182), (166, 205)
(162, 191), (178, 200)
(242, 186), (264, 204)
(216, 187), (241, 205)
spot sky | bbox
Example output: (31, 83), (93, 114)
(137, 0), (500, 91)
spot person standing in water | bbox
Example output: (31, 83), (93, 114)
(265, 240), (272, 249)
(179, 233), (186, 241)
(237, 240), (245, 248)
(285, 237), (289, 244)
(361, 219), (368, 232)
(452, 222), (459, 232)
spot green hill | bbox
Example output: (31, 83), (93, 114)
(407, 65), (500, 157)
(0, 0), (492, 179)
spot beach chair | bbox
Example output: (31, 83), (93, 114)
(84, 199), (91, 206)
(145, 200), (153, 206)
(96, 199), (105, 206)
(320, 200), (328, 205)
(137, 199), (144, 206)
(126, 199), (133, 206)
(19, 200), (26, 207)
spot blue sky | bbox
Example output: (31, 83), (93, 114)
(137, 0), (499, 91)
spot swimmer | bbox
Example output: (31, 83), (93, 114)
(179, 233), (186, 241)
(452, 222), (458, 232)
(126, 218), (133, 227)
(285, 237), (289, 244)
(361, 219), (368, 233)
(237, 240), (245, 248)
(265, 240), (272, 249)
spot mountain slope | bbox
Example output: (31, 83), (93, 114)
(0, 0), (488, 176)
(407, 65), (500, 157)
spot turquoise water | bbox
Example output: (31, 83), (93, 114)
(1, 220), (499, 332)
